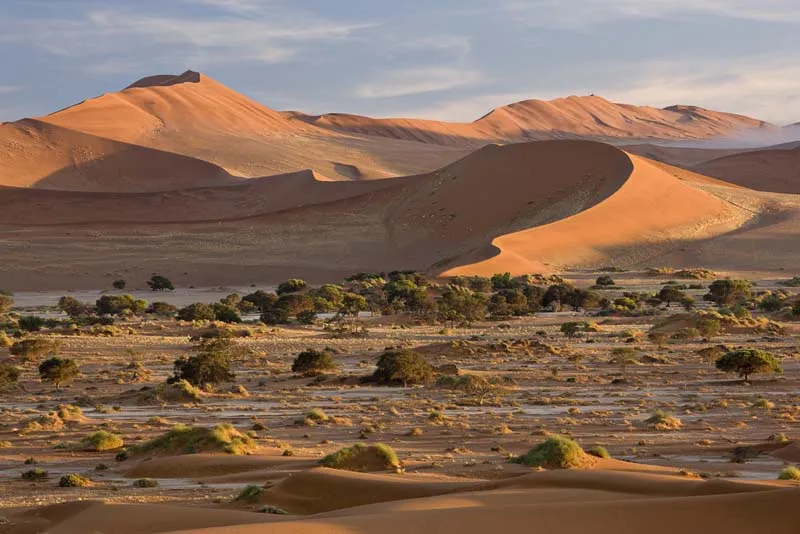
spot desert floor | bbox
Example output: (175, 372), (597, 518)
(1, 272), (798, 533)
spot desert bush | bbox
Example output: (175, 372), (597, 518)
(715, 349), (782, 382)
(778, 466), (800, 481)
(595, 275), (616, 287)
(18, 316), (46, 332)
(512, 436), (588, 468)
(112, 279), (126, 290)
(38, 357), (79, 389)
(235, 484), (264, 502)
(80, 430), (124, 451)
(0, 292), (13, 314)
(148, 275), (174, 291)
(276, 279), (307, 295)
(177, 303), (216, 322)
(704, 279), (752, 305)
(587, 446), (611, 459)
(645, 409), (682, 430)
(170, 338), (239, 386)
(319, 443), (400, 472)
(0, 363), (20, 390)
(96, 294), (147, 316)
(59, 473), (90, 487)
(58, 296), (94, 317)
(438, 374), (502, 405)
(291, 349), (338, 377)
(697, 317), (722, 338)
(21, 468), (49, 481)
(304, 408), (329, 423)
(147, 302), (177, 317)
(371, 349), (435, 386)
(137, 424), (255, 455)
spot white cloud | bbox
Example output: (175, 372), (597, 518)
(355, 67), (484, 99)
(0, 5), (374, 68)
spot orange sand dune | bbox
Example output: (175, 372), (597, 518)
(693, 146), (800, 194)
(299, 95), (777, 146)
(0, 119), (237, 192)
(443, 151), (746, 276)
(0, 169), (409, 225)
(0, 139), (774, 289)
(19, 71), (469, 184)
(475, 97), (774, 141)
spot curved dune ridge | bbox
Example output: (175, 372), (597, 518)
(4, 462), (798, 534)
(693, 146), (800, 194)
(444, 151), (744, 276)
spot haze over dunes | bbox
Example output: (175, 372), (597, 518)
(0, 71), (799, 288)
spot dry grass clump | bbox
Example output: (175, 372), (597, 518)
(22, 405), (84, 433)
(136, 424), (255, 455)
(59, 473), (91, 487)
(645, 410), (682, 431)
(587, 445), (611, 459)
(79, 430), (124, 451)
(235, 484), (264, 502)
(512, 436), (589, 469)
(21, 468), (49, 481)
(778, 466), (800, 481)
(319, 443), (400, 472)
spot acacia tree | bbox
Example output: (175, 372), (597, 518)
(38, 357), (79, 389)
(716, 349), (781, 383)
(148, 275), (174, 291)
(372, 349), (434, 387)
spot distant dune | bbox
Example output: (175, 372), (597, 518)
(693, 146), (800, 194)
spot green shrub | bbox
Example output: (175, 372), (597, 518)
(137, 424), (255, 455)
(59, 473), (90, 487)
(512, 436), (587, 468)
(21, 468), (49, 481)
(261, 505), (289, 515)
(235, 484), (264, 502)
(0, 363), (20, 390)
(778, 466), (800, 481)
(292, 349), (338, 376)
(319, 443), (400, 472)
(80, 430), (124, 451)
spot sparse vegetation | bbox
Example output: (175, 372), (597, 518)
(512, 436), (588, 468)
(79, 430), (124, 452)
(137, 424), (255, 455)
(778, 466), (800, 481)
(59, 473), (91, 487)
(371, 349), (435, 386)
(319, 443), (400, 472)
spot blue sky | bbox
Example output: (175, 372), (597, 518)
(1, 0), (799, 124)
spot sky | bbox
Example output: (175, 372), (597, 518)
(1, 0), (800, 124)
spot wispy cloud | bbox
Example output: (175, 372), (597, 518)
(356, 67), (484, 99)
(0, 4), (374, 69)
(479, 0), (800, 27)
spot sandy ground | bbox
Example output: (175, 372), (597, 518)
(0, 272), (798, 532)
